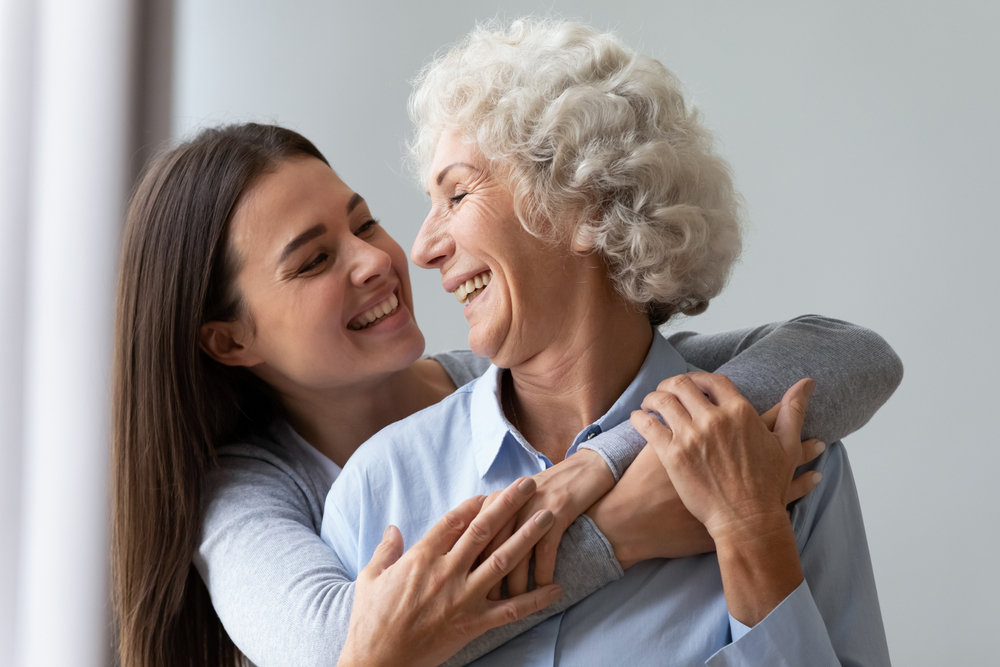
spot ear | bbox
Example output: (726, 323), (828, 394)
(199, 320), (263, 367)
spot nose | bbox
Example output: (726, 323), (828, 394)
(411, 207), (454, 270)
(348, 236), (392, 286)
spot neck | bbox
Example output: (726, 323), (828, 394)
(507, 299), (653, 464)
(274, 360), (455, 467)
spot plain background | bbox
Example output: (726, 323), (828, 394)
(174, 1), (999, 663)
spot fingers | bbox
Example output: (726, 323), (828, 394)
(640, 390), (690, 432)
(774, 378), (816, 447)
(630, 409), (673, 459)
(419, 495), (486, 556)
(760, 402), (780, 431)
(682, 372), (744, 406)
(450, 478), (536, 569)
(786, 469), (824, 504)
(506, 553), (532, 597)
(531, 529), (562, 589)
(799, 439), (826, 467)
(480, 584), (564, 632)
(361, 525), (404, 581)
(469, 509), (554, 594)
(483, 514), (515, 600)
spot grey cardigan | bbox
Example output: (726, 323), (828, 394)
(194, 315), (903, 667)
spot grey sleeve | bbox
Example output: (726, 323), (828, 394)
(194, 453), (354, 667)
(669, 314), (904, 443)
(580, 315), (904, 478)
(198, 453), (621, 667)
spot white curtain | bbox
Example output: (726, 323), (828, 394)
(0, 1), (161, 665)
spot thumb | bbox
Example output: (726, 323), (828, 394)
(364, 525), (404, 578)
(774, 378), (815, 449)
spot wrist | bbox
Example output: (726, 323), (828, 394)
(713, 513), (803, 627)
(574, 447), (616, 490)
(586, 491), (639, 568)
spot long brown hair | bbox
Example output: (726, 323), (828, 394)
(111, 123), (328, 667)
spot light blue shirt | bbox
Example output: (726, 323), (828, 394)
(321, 332), (891, 666)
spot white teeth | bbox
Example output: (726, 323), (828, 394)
(350, 293), (400, 330)
(454, 271), (493, 304)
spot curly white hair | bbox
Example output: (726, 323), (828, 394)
(409, 18), (744, 324)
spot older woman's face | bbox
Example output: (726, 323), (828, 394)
(412, 131), (592, 365)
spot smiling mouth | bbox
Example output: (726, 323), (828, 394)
(348, 293), (400, 330)
(455, 271), (492, 305)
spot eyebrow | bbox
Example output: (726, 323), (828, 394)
(279, 224), (327, 264)
(436, 162), (479, 186)
(347, 192), (364, 214)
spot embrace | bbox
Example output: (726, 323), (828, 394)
(113, 19), (900, 667)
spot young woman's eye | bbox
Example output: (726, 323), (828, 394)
(355, 219), (379, 236)
(298, 253), (328, 274)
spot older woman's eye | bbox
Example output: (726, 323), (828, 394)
(299, 253), (328, 274)
(449, 193), (467, 205)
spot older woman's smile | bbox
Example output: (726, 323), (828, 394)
(454, 270), (492, 304)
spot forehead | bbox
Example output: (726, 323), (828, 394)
(428, 131), (484, 185)
(230, 157), (353, 256)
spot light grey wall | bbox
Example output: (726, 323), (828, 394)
(174, 1), (999, 664)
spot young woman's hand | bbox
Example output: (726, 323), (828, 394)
(480, 448), (615, 598)
(337, 477), (564, 667)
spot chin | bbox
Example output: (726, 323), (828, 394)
(467, 325), (506, 364)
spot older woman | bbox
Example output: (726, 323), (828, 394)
(323, 20), (892, 666)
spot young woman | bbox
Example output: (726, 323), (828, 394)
(111, 123), (901, 667)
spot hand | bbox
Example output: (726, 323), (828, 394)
(481, 449), (615, 598)
(337, 478), (564, 667)
(586, 444), (714, 567)
(631, 372), (815, 625)
(631, 373), (816, 540)
(587, 391), (824, 568)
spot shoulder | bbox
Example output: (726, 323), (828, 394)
(206, 424), (330, 534)
(431, 348), (492, 388)
(341, 385), (476, 480)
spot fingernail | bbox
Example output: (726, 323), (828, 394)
(550, 585), (564, 601)
(816, 441), (826, 454)
(534, 510), (554, 527)
(811, 472), (823, 485)
(383, 526), (391, 539)
(805, 379), (817, 400)
(518, 478), (536, 494)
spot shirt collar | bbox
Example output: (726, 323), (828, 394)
(469, 329), (688, 478)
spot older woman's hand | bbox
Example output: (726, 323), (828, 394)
(588, 381), (824, 568)
(337, 477), (564, 667)
(479, 448), (615, 598)
(631, 372), (816, 626)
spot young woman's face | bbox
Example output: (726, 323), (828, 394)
(225, 156), (425, 393)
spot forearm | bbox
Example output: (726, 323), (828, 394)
(670, 315), (903, 443)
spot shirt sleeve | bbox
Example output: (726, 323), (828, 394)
(706, 444), (892, 667)
(194, 452), (355, 667)
(581, 315), (904, 480)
